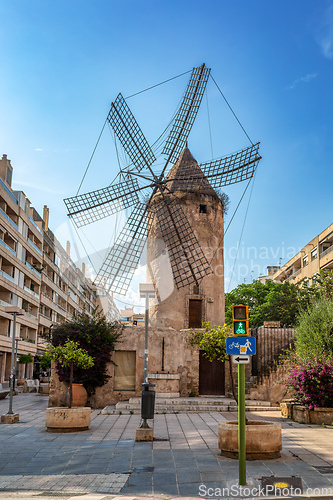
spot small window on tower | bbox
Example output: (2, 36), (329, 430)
(199, 204), (207, 214)
(193, 284), (200, 295)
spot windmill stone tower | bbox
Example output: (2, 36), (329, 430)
(147, 147), (224, 330)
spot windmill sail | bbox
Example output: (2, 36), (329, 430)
(94, 202), (154, 295)
(64, 178), (141, 227)
(152, 196), (212, 289)
(108, 93), (156, 173)
(162, 64), (211, 165)
(199, 143), (261, 188)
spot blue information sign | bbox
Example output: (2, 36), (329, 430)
(226, 336), (256, 355)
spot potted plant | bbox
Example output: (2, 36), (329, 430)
(45, 340), (94, 432)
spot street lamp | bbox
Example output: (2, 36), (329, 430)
(1, 307), (25, 424)
(14, 337), (22, 390)
(137, 283), (156, 434)
(139, 283), (156, 383)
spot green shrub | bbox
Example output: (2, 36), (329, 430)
(295, 296), (333, 360)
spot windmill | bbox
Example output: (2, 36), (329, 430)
(64, 64), (261, 296)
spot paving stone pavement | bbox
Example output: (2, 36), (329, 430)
(0, 393), (333, 498)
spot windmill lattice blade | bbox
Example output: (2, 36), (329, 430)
(162, 65), (210, 165)
(64, 178), (140, 228)
(94, 202), (153, 295)
(108, 93), (156, 172)
(200, 142), (261, 188)
(154, 198), (212, 289)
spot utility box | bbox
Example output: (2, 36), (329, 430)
(141, 383), (155, 420)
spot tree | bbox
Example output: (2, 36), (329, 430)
(39, 352), (51, 372)
(45, 308), (122, 397)
(189, 322), (229, 362)
(225, 280), (300, 327)
(47, 340), (94, 408)
(18, 353), (33, 364)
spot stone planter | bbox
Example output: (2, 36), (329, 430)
(46, 407), (91, 432)
(283, 404), (333, 425)
(218, 420), (282, 460)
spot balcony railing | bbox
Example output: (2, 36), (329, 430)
(0, 177), (18, 204)
(25, 261), (42, 278)
(28, 215), (43, 235)
(24, 286), (40, 298)
(0, 207), (18, 229)
(0, 299), (11, 307)
(0, 238), (17, 256)
(0, 269), (15, 282)
(286, 269), (302, 282)
(24, 311), (38, 321)
(320, 245), (333, 259)
(28, 238), (43, 256)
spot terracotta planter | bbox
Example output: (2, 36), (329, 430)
(218, 420), (282, 460)
(66, 383), (88, 407)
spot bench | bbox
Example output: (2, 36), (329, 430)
(23, 379), (40, 393)
(0, 383), (10, 400)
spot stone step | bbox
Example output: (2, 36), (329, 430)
(101, 405), (275, 415)
(125, 397), (270, 407)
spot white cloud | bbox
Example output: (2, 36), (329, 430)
(34, 148), (44, 151)
(316, 4), (333, 60)
(12, 179), (64, 195)
(287, 73), (318, 90)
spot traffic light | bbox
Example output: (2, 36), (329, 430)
(232, 305), (249, 336)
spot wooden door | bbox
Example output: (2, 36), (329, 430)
(199, 351), (225, 395)
(189, 299), (202, 328)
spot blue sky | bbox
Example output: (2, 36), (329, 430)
(0, 1), (332, 309)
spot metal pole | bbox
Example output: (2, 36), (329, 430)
(143, 293), (149, 383)
(238, 363), (246, 485)
(14, 338), (19, 390)
(8, 313), (17, 415)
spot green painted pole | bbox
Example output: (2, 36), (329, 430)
(238, 363), (246, 485)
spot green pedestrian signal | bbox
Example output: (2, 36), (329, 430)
(232, 305), (249, 336)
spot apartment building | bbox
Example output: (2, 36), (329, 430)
(0, 154), (120, 383)
(273, 222), (333, 285)
(120, 307), (145, 327)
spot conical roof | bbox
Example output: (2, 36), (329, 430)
(164, 147), (216, 197)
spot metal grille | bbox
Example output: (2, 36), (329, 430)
(153, 198), (212, 289)
(261, 476), (303, 494)
(64, 179), (140, 227)
(251, 326), (296, 384)
(200, 142), (261, 188)
(108, 93), (156, 172)
(162, 65), (210, 164)
(94, 203), (153, 295)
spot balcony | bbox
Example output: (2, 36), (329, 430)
(320, 246), (333, 259)
(24, 286), (40, 298)
(0, 239), (16, 256)
(286, 269), (302, 282)
(25, 261), (42, 278)
(0, 269), (15, 282)
(28, 238), (42, 256)
(28, 215), (43, 235)
(0, 207), (18, 230)
(0, 178), (18, 204)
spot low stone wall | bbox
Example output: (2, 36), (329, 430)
(48, 326), (204, 409)
(248, 364), (293, 404)
(281, 402), (333, 425)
